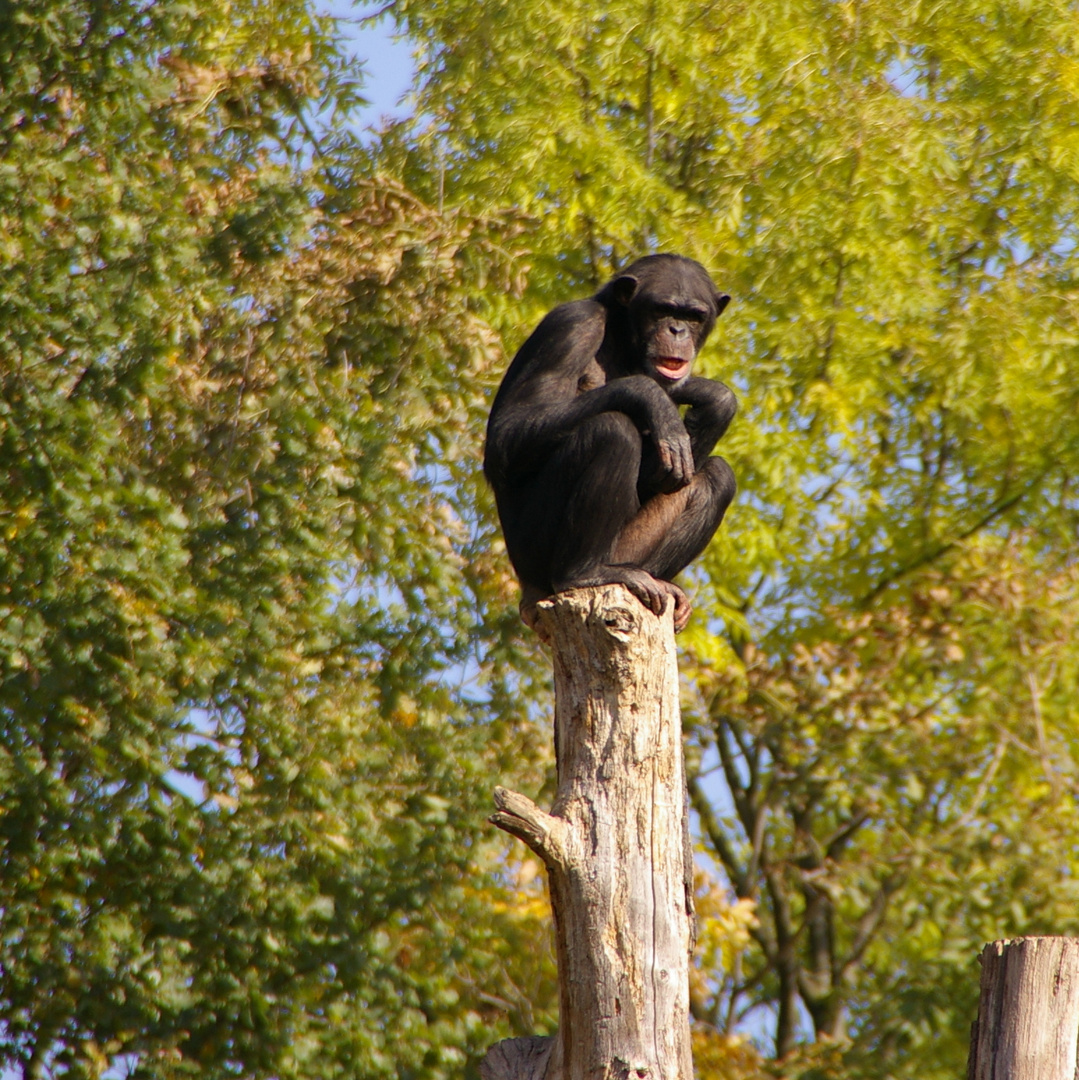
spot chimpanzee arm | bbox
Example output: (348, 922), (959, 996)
(492, 377), (692, 481)
(486, 301), (693, 485)
(669, 376), (737, 468)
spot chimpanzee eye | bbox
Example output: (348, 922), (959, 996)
(656, 303), (706, 322)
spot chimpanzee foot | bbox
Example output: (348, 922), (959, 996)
(655, 577), (691, 631)
(607, 568), (691, 631)
(524, 572), (689, 635)
(670, 585), (691, 632)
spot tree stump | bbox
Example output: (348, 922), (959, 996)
(967, 937), (1079, 1080)
(482, 585), (694, 1080)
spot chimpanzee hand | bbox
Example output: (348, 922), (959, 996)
(653, 423), (694, 490)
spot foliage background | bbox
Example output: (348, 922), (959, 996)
(2, 1), (1078, 1079)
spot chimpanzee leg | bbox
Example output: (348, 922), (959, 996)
(612, 456), (736, 581)
(497, 412), (642, 596)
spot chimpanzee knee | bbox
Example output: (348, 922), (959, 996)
(578, 411), (641, 457)
(643, 457), (736, 582)
(698, 455), (736, 514)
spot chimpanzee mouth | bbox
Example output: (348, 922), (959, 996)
(655, 357), (691, 380)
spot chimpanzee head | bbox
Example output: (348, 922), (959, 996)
(597, 254), (730, 386)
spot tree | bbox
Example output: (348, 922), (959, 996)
(687, 539), (1079, 1075)
(372, 0), (1079, 1071)
(0, 3), (551, 1077)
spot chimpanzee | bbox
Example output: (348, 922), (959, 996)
(484, 253), (737, 632)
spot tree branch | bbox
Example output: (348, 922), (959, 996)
(490, 786), (567, 869)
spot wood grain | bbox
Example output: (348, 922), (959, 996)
(483, 585), (693, 1080)
(968, 937), (1079, 1080)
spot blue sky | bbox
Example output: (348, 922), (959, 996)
(325, 3), (417, 133)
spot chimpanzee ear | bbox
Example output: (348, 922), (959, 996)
(610, 274), (639, 307)
(715, 292), (731, 316)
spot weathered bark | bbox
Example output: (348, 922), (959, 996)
(967, 937), (1079, 1080)
(481, 1036), (559, 1080)
(483, 585), (694, 1080)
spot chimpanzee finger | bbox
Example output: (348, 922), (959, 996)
(657, 440), (674, 474)
(657, 435), (691, 487)
(668, 435), (693, 487)
(673, 592), (692, 631)
(677, 438), (695, 484)
(647, 582), (665, 614)
(656, 438), (675, 475)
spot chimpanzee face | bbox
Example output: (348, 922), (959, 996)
(608, 255), (730, 386)
(636, 300), (711, 384)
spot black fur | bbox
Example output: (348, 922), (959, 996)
(485, 254), (737, 630)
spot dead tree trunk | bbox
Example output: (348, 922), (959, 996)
(967, 937), (1079, 1080)
(482, 585), (694, 1080)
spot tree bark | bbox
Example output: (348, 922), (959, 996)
(482, 585), (694, 1080)
(967, 937), (1079, 1080)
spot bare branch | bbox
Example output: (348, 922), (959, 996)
(490, 787), (567, 869)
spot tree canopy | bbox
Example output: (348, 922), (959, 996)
(0, 3), (548, 1077)
(3, 0), (1079, 1078)
(374, 0), (1079, 1072)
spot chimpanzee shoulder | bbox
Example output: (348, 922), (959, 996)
(493, 298), (607, 400)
